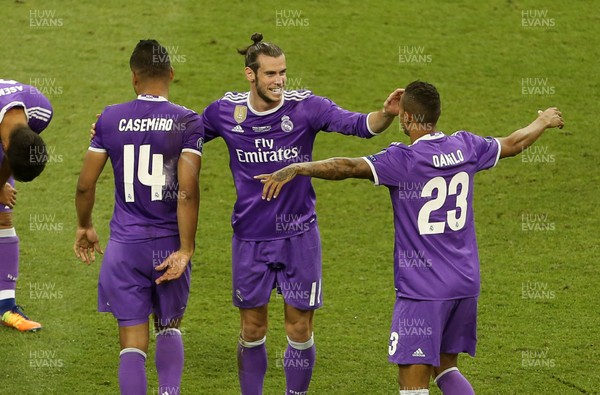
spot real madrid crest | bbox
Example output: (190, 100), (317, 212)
(281, 115), (294, 132)
(234, 105), (247, 124)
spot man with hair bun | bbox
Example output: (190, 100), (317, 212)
(201, 32), (402, 394)
(0, 78), (52, 333)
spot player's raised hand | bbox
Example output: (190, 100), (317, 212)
(155, 250), (192, 284)
(73, 226), (103, 265)
(255, 164), (300, 201)
(383, 88), (404, 116)
(537, 107), (564, 129)
(0, 183), (17, 209)
(89, 113), (100, 141)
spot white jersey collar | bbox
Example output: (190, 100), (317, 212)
(247, 92), (284, 116)
(137, 94), (168, 102)
(411, 131), (445, 146)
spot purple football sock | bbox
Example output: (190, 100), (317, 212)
(435, 367), (475, 395)
(284, 335), (316, 395)
(119, 348), (147, 395)
(0, 233), (19, 314)
(155, 328), (184, 394)
(238, 336), (267, 395)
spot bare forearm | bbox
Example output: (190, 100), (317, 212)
(295, 157), (370, 180)
(177, 188), (199, 254)
(508, 118), (548, 151)
(367, 110), (396, 134)
(75, 187), (95, 228)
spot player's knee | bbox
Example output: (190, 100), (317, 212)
(398, 364), (431, 389)
(241, 321), (267, 341)
(0, 212), (13, 228)
(284, 319), (311, 342)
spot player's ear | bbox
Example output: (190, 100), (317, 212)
(244, 67), (255, 82)
(169, 67), (175, 81)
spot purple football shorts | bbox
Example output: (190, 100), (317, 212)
(98, 236), (190, 327)
(232, 226), (322, 310)
(387, 297), (477, 366)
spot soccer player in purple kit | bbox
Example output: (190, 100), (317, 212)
(0, 79), (52, 332)
(73, 40), (203, 395)
(201, 33), (401, 394)
(256, 81), (564, 394)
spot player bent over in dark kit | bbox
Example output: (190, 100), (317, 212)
(0, 78), (53, 332)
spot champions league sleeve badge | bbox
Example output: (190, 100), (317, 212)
(281, 115), (294, 132)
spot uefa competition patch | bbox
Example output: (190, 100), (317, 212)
(281, 115), (294, 132)
(234, 105), (247, 123)
(252, 125), (272, 133)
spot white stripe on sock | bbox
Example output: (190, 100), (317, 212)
(400, 390), (429, 395)
(0, 228), (17, 238)
(0, 290), (16, 300)
(434, 366), (459, 384)
(119, 347), (147, 359)
(287, 333), (314, 350)
(239, 335), (266, 348)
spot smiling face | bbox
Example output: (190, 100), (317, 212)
(246, 54), (287, 111)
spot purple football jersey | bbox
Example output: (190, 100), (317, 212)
(202, 90), (376, 241)
(364, 131), (501, 300)
(0, 79), (53, 164)
(90, 95), (204, 242)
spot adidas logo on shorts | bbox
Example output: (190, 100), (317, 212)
(412, 348), (426, 357)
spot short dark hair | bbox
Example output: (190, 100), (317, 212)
(7, 125), (47, 182)
(403, 80), (441, 125)
(237, 32), (284, 72)
(129, 39), (172, 78)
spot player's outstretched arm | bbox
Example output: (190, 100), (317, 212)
(367, 88), (404, 134)
(255, 157), (373, 201)
(74, 150), (108, 264)
(498, 107), (564, 159)
(155, 152), (201, 285)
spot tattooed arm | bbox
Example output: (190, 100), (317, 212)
(254, 157), (373, 201)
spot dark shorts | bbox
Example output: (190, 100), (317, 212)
(98, 236), (190, 327)
(387, 297), (478, 366)
(232, 226), (322, 310)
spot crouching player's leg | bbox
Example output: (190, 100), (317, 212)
(0, 200), (42, 332)
(278, 226), (321, 395)
(152, 236), (191, 395)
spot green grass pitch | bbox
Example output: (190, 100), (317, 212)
(2, 0), (599, 393)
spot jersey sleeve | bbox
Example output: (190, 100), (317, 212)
(201, 100), (221, 143)
(362, 143), (409, 187)
(24, 86), (54, 133)
(182, 112), (205, 156)
(89, 110), (107, 153)
(456, 131), (500, 171)
(307, 95), (375, 138)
